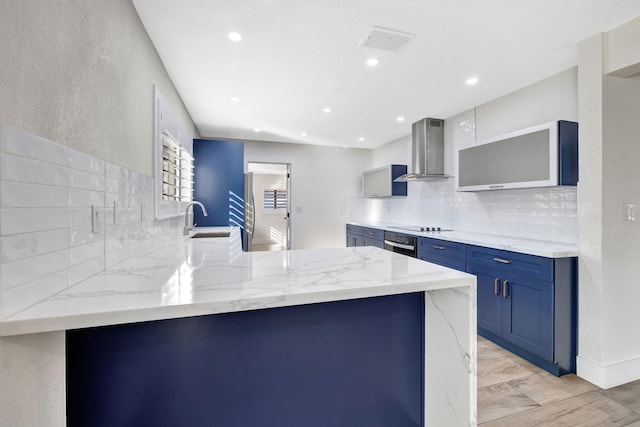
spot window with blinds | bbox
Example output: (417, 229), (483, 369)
(162, 131), (193, 202)
(264, 189), (287, 209)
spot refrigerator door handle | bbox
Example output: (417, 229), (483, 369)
(248, 191), (256, 235)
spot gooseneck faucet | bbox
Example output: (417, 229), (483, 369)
(183, 201), (208, 235)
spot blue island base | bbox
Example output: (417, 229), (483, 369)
(66, 293), (425, 427)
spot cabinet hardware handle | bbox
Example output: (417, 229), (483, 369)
(367, 231), (375, 235)
(433, 245), (445, 250)
(502, 280), (509, 298)
(494, 278), (500, 295)
(384, 240), (415, 251)
(493, 257), (512, 264)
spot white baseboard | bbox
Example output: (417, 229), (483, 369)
(577, 355), (640, 389)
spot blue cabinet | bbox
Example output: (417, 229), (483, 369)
(418, 237), (466, 271)
(345, 224), (578, 376)
(362, 227), (384, 248)
(346, 224), (363, 247)
(346, 225), (384, 248)
(66, 293), (426, 427)
(467, 245), (576, 375)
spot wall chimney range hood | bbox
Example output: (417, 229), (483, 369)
(393, 118), (451, 182)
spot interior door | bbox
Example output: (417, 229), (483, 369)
(285, 164), (291, 250)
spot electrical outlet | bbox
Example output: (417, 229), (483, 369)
(113, 201), (119, 225)
(625, 203), (636, 221)
(141, 202), (146, 222)
(91, 205), (103, 233)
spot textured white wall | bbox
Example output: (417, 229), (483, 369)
(475, 67), (578, 140)
(0, 0), (196, 175)
(577, 21), (640, 389)
(577, 33), (605, 368)
(602, 74), (640, 362)
(245, 141), (371, 249)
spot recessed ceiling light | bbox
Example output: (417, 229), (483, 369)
(300, 132), (307, 136)
(253, 128), (261, 133)
(396, 116), (405, 123)
(366, 58), (379, 67)
(323, 107), (332, 113)
(359, 137), (365, 142)
(228, 32), (243, 42)
(230, 96), (240, 102)
(466, 76), (479, 86)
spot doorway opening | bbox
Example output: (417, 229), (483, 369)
(247, 162), (291, 252)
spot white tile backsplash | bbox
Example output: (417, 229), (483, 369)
(0, 124), (183, 317)
(0, 208), (70, 235)
(0, 229), (69, 263)
(0, 181), (69, 208)
(0, 249), (68, 291)
(1, 125), (69, 166)
(69, 169), (105, 191)
(69, 149), (105, 175)
(1, 153), (70, 187)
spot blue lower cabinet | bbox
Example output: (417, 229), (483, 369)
(66, 294), (425, 427)
(418, 251), (465, 271)
(467, 245), (577, 376)
(417, 237), (466, 272)
(467, 263), (503, 337)
(502, 272), (553, 361)
(346, 233), (363, 247)
(346, 225), (363, 247)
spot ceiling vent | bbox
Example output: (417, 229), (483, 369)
(359, 26), (416, 53)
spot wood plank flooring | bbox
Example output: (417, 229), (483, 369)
(478, 336), (640, 426)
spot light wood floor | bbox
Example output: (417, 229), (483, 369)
(478, 336), (640, 426)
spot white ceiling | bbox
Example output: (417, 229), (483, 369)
(132, 0), (640, 149)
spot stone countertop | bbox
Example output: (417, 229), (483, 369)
(0, 227), (474, 337)
(348, 221), (579, 258)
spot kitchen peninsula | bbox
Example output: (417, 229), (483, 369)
(0, 227), (476, 427)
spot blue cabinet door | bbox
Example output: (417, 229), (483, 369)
(467, 263), (503, 337)
(346, 233), (363, 247)
(502, 272), (554, 360)
(362, 237), (384, 248)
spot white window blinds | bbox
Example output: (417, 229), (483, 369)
(162, 131), (193, 202)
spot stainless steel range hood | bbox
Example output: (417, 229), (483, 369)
(393, 118), (451, 182)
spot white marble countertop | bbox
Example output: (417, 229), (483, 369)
(0, 227), (475, 337)
(348, 221), (578, 258)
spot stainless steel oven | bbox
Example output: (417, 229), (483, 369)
(383, 231), (418, 258)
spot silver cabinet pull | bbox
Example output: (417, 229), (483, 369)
(493, 257), (512, 264)
(494, 278), (500, 295)
(433, 245), (445, 250)
(502, 280), (509, 298)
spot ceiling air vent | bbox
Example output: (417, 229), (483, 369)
(359, 26), (416, 53)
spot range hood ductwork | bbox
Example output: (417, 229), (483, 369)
(393, 118), (452, 182)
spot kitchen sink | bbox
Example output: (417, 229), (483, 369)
(191, 231), (231, 238)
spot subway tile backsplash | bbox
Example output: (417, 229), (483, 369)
(0, 123), (182, 317)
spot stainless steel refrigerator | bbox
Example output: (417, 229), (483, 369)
(243, 172), (255, 252)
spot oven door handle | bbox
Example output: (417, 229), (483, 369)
(384, 240), (415, 251)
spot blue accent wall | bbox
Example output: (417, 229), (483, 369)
(193, 139), (244, 227)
